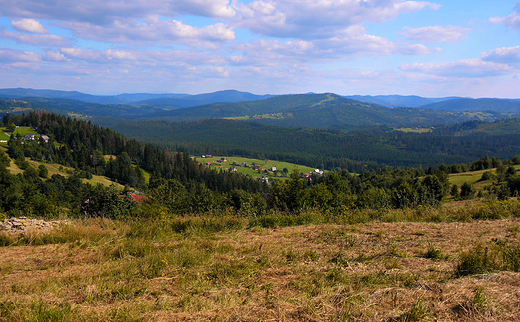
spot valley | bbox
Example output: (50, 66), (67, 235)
(2, 89), (520, 322)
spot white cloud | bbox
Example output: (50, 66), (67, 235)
(0, 48), (40, 63)
(0, 30), (73, 47)
(399, 43), (441, 55)
(58, 48), (228, 68)
(0, 0), (235, 23)
(60, 19), (235, 46)
(231, 25), (397, 66)
(232, 0), (441, 39)
(400, 25), (471, 43)
(481, 46), (520, 65)
(400, 59), (512, 77)
(11, 18), (49, 34)
(60, 48), (137, 63)
(489, 3), (520, 31)
(44, 51), (68, 62)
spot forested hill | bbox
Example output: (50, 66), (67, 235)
(0, 97), (162, 122)
(141, 93), (338, 120)
(112, 118), (520, 171)
(2, 93), (517, 131)
(140, 93), (493, 128)
(419, 98), (520, 113)
(344, 95), (466, 107)
(2, 111), (267, 194)
(134, 90), (274, 108)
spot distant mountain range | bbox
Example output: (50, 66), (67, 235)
(134, 90), (274, 109)
(137, 93), (510, 129)
(418, 98), (520, 113)
(1, 87), (519, 109)
(343, 95), (467, 108)
(0, 88), (183, 105)
(2, 88), (520, 130)
(0, 88), (272, 107)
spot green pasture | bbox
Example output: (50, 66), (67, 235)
(448, 164), (520, 190)
(393, 127), (432, 133)
(13, 126), (38, 137)
(5, 155), (124, 189)
(449, 169), (490, 190)
(0, 131), (9, 141)
(196, 155), (323, 180)
(0, 126), (38, 137)
(226, 112), (287, 121)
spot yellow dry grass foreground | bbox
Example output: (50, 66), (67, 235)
(1, 209), (520, 321)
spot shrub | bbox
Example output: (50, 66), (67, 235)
(479, 171), (494, 182)
(460, 183), (474, 199)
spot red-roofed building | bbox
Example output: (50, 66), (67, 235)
(131, 193), (149, 203)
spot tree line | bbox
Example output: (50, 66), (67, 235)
(2, 111), (520, 219)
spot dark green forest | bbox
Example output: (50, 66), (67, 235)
(3, 111), (520, 220)
(112, 118), (520, 172)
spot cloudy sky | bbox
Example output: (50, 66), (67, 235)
(0, 0), (519, 97)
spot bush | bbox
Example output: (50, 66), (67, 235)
(38, 165), (48, 179)
(76, 184), (136, 219)
(480, 171), (495, 182)
(460, 183), (474, 199)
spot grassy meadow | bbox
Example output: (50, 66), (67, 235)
(197, 156), (322, 181)
(4, 153), (125, 190)
(448, 165), (520, 190)
(1, 201), (520, 321)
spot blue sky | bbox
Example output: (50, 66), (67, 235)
(0, 0), (519, 98)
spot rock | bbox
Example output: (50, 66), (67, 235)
(0, 217), (67, 236)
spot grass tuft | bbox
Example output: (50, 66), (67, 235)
(456, 240), (520, 276)
(423, 242), (444, 260)
(408, 297), (428, 321)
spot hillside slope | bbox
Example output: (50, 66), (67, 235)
(141, 93), (485, 128)
(420, 98), (520, 113)
(135, 89), (274, 108)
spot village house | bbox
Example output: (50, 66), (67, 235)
(24, 133), (35, 140)
(258, 176), (269, 184)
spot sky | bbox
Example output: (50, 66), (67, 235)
(0, 0), (519, 98)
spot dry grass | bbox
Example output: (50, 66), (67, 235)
(1, 214), (520, 321)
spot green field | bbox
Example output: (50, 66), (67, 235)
(0, 131), (9, 141)
(225, 112), (288, 121)
(448, 164), (520, 190)
(4, 154), (125, 189)
(14, 126), (38, 137)
(0, 126), (38, 138)
(197, 155), (324, 180)
(393, 127), (432, 133)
